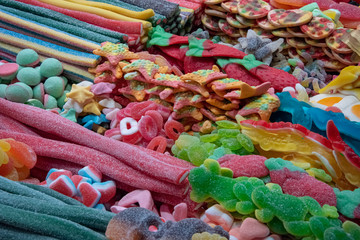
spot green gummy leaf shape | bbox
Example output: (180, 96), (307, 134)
(229, 54), (263, 71)
(216, 58), (233, 68)
(265, 158), (307, 173)
(147, 26), (173, 47)
(186, 38), (207, 57)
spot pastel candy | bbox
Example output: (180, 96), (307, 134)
(48, 175), (77, 197)
(32, 83), (45, 103)
(78, 182), (101, 208)
(218, 155), (269, 178)
(40, 58), (63, 78)
(17, 67), (41, 86)
(78, 165), (102, 183)
(92, 181), (116, 204)
(0, 84), (7, 98)
(44, 76), (65, 98)
(238, 217), (270, 240)
(201, 204), (234, 231)
(16, 48), (39, 67)
(119, 117), (139, 136)
(111, 189), (155, 214)
(138, 115), (158, 141)
(25, 99), (44, 109)
(0, 63), (19, 81)
(5, 82), (33, 103)
(43, 94), (58, 109)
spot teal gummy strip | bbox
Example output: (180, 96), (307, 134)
(0, 224), (58, 240)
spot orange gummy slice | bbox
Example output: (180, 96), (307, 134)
(3, 138), (37, 169)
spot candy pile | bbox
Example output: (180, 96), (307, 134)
(0, 138), (36, 181)
(201, 0), (360, 70)
(0, 49), (74, 111)
(42, 165), (116, 208)
(0, 175), (114, 239)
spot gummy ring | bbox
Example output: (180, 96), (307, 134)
(120, 117), (139, 136)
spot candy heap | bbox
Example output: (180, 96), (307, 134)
(42, 165), (116, 208)
(0, 175), (114, 239)
(0, 138), (36, 181)
(201, 0), (360, 70)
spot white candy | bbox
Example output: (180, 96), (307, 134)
(99, 98), (116, 108)
(120, 117), (139, 136)
(77, 81), (93, 87)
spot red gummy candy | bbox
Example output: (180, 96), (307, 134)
(122, 131), (142, 145)
(270, 168), (337, 206)
(130, 101), (157, 120)
(145, 110), (164, 132)
(218, 154), (269, 178)
(138, 115), (159, 141)
(48, 169), (73, 182)
(78, 182), (101, 207)
(92, 181), (116, 204)
(164, 119), (184, 140)
(0, 158), (14, 176)
(49, 175), (77, 198)
(147, 136), (168, 153)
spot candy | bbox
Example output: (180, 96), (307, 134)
(48, 175), (77, 198)
(218, 154), (269, 178)
(17, 67), (41, 86)
(164, 119), (185, 140)
(200, 204), (234, 231)
(43, 76), (65, 98)
(147, 136), (168, 153)
(16, 48), (39, 67)
(78, 165), (102, 183)
(5, 82), (33, 103)
(78, 182), (101, 207)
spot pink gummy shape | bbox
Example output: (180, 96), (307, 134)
(49, 175), (76, 197)
(164, 119), (185, 140)
(218, 155), (269, 178)
(138, 115), (159, 141)
(92, 181), (117, 204)
(270, 168), (337, 206)
(0, 63), (18, 77)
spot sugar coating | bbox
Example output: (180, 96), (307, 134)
(44, 76), (65, 98)
(5, 83), (32, 103)
(40, 58), (63, 78)
(16, 48), (39, 67)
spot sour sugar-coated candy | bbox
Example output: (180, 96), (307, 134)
(218, 155), (269, 178)
(78, 165), (102, 183)
(164, 119), (185, 140)
(40, 58), (63, 78)
(218, 129), (241, 138)
(236, 133), (255, 152)
(147, 136), (167, 153)
(17, 67), (41, 86)
(216, 120), (241, 129)
(138, 115), (158, 141)
(200, 133), (219, 143)
(187, 143), (209, 166)
(119, 117), (139, 136)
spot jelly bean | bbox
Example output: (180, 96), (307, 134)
(147, 136), (167, 153)
(119, 117), (139, 136)
(164, 119), (185, 141)
(200, 133), (219, 143)
(216, 120), (240, 129)
(218, 129), (241, 138)
(138, 115), (159, 141)
(236, 133), (255, 152)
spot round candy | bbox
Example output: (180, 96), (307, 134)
(40, 58), (63, 77)
(0, 84), (7, 98)
(0, 63), (19, 81)
(43, 94), (58, 109)
(44, 76), (65, 98)
(25, 99), (44, 108)
(16, 49), (39, 67)
(5, 82), (33, 103)
(33, 83), (45, 103)
(16, 67), (41, 86)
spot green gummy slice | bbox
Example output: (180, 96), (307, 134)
(237, 133), (255, 152)
(188, 144), (209, 166)
(216, 120), (240, 129)
(218, 129), (241, 138)
(200, 133), (219, 143)
(220, 137), (242, 151)
(175, 134), (200, 149)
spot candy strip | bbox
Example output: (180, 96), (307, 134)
(0, 190), (114, 232)
(0, 176), (66, 205)
(0, 27), (100, 67)
(0, 9), (100, 52)
(19, 182), (84, 206)
(0, 224), (58, 240)
(0, 0), (127, 43)
(0, 203), (107, 240)
(0, 99), (190, 184)
(0, 42), (95, 82)
(36, 156), (83, 175)
(63, 0), (155, 20)
(0, 113), (40, 137)
(35, 0), (152, 28)
(119, 0), (180, 19)
(0, 130), (188, 196)
(16, 0), (142, 37)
